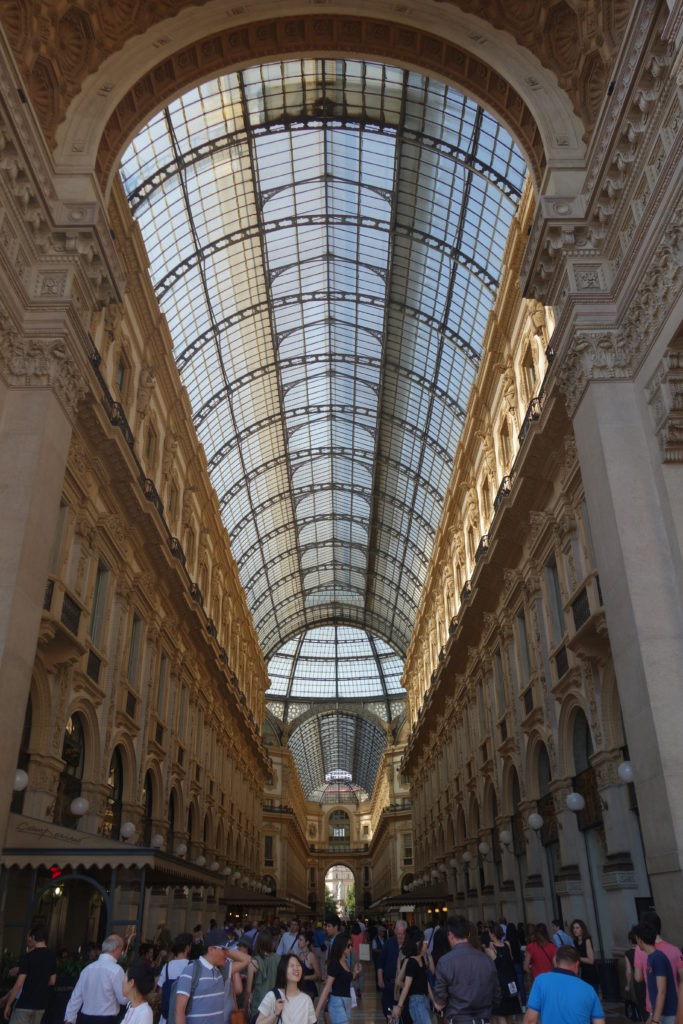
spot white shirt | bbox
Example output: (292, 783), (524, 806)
(276, 934), (300, 956)
(258, 990), (315, 1024)
(157, 958), (190, 1024)
(123, 1005), (153, 1024)
(65, 954), (126, 1021)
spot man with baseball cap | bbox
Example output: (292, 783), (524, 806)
(175, 928), (251, 1024)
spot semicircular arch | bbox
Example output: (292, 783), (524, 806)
(48, 9), (594, 196)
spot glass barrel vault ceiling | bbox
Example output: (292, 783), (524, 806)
(120, 59), (526, 799)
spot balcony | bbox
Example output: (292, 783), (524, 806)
(567, 574), (608, 658)
(518, 394), (545, 446)
(474, 534), (489, 564)
(493, 474), (513, 512)
(39, 579), (86, 669)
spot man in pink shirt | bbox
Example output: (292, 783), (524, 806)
(633, 912), (683, 1015)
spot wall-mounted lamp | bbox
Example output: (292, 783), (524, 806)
(565, 792), (585, 813)
(70, 797), (89, 817)
(120, 821), (136, 840)
(499, 829), (512, 846)
(175, 843), (187, 857)
(151, 833), (164, 848)
(528, 812), (544, 831)
(13, 769), (28, 792)
(617, 760), (633, 783)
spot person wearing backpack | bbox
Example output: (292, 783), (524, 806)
(173, 929), (251, 1024)
(245, 931), (279, 1024)
(157, 935), (192, 1024)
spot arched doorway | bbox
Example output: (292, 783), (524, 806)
(324, 863), (356, 919)
(53, 715), (85, 829)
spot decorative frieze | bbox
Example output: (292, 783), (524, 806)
(646, 344), (683, 462)
(0, 309), (88, 421)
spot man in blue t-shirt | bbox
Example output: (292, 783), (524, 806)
(634, 922), (679, 1024)
(524, 945), (604, 1024)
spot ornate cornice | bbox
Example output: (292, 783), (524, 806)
(0, 305), (88, 421)
(0, 52), (123, 309)
(557, 194), (683, 416)
(647, 343), (683, 462)
(522, 1), (675, 303)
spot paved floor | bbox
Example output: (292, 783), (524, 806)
(351, 978), (631, 1022)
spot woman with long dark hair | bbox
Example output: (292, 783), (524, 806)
(523, 923), (556, 983)
(503, 923), (525, 1010)
(314, 933), (362, 1024)
(247, 930), (280, 1024)
(485, 925), (520, 1024)
(571, 919), (600, 993)
(255, 953), (315, 1024)
(296, 931), (321, 1001)
(390, 929), (432, 1024)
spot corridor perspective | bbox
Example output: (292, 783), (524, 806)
(0, 0), (682, 1009)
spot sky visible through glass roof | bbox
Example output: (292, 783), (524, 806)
(120, 58), (526, 798)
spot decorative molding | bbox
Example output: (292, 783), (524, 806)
(646, 344), (683, 462)
(0, 308), (88, 421)
(557, 194), (683, 416)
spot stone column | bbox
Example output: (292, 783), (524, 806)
(570, 373), (683, 933)
(496, 815), (521, 921)
(0, 330), (86, 841)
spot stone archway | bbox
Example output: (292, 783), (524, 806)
(323, 860), (358, 918)
(18, 5), (607, 198)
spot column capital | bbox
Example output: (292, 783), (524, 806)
(556, 197), (683, 418)
(0, 307), (89, 422)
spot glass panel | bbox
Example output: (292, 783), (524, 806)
(121, 59), (525, 663)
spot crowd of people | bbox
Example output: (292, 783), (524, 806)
(3, 909), (683, 1024)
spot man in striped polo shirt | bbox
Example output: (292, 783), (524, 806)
(175, 929), (251, 1024)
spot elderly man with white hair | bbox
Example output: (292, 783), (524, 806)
(64, 935), (127, 1024)
(377, 921), (408, 1019)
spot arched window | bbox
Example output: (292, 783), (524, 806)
(481, 479), (491, 524)
(537, 743), (552, 797)
(143, 771), (154, 846)
(499, 418), (512, 469)
(167, 791), (177, 853)
(328, 809), (350, 850)
(521, 344), (538, 402)
(573, 709), (594, 774)
(53, 714), (85, 828)
(103, 747), (123, 839)
(12, 696), (32, 815)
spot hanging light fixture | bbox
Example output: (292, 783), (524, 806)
(566, 792), (586, 813)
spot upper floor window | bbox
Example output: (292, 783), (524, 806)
(521, 344), (538, 403)
(544, 556), (565, 646)
(89, 560), (110, 649)
(127, 613), (143, 688)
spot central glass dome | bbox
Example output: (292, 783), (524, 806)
(266, 624), (404, 720)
